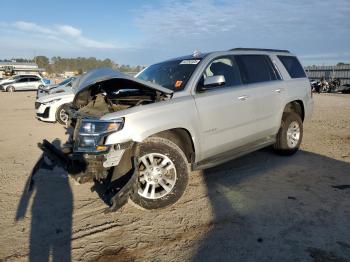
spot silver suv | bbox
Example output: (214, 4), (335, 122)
(40, 48), (313, 211)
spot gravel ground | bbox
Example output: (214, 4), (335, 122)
(0, 92), (349, 262)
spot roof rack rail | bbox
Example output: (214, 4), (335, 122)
(230, 48), (290, 53)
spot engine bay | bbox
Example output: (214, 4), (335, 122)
(71, 78), (171, 118)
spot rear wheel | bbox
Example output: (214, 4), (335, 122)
(55, 104), (69, 125)
(130, 137), (189, 209)
(274, 112), (303, 155)
(6, 86), (15, 92)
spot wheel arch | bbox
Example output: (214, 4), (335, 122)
(6, 85), (15, 92)
(283, 100), (305, 122)
(149, 128), (195, 163)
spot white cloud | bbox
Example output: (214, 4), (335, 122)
(3, 21), (116, 50)
(57, 25), (81, 37)
(76, 37), (116, 49)
(135, 0), (350, 45)
(56, 24), (116, 48)
(14, 21), (54, 34)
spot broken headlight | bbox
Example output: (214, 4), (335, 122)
(75, 119), (124, 153)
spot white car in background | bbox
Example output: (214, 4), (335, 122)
(0, 75), (45, 92)
(35, 78), (79, 124)
(0, 74), (38, 85)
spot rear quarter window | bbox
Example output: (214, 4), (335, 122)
(278, 55), (306, 78)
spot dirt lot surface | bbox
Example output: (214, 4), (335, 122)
(0, 92), (349, 262)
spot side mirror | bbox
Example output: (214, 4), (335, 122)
(203, 75), (225, 89)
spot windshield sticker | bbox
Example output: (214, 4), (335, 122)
(175, 80), (183, 88)
(180, 59), (200, 65)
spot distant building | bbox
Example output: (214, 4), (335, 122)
(0, 62), (44, 78)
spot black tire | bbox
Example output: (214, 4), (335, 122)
(130, 137), (189, 209)
(6, 86), (15, 92)
(273, 112), (303, 155)
(55, 104), (69, 125)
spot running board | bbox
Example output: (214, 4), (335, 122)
(192, 136), (276, 171)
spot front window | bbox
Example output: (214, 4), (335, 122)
(198, 56), (243, 89)
(137, 59), (201, 91)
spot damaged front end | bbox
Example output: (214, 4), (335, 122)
(37, 68), (173, 211)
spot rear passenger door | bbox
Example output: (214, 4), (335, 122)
(235, 55), (283, 137)
(28, 77), (40, 90)
(194, 56), (259, 160)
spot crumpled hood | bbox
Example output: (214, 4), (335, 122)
(48, 85), (72, 94)
(40, 84), (59, 91)
(75, 67), (173, 95)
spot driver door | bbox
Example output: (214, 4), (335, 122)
(194, 56), (258, 161)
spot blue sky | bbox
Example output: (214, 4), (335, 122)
(0, 0), (349, 66)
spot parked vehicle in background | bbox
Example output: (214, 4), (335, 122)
(311, 78), (345, 93)
(0, 74), (42, 86)
(39, 48), (313, 211)
(37, 77), (77, 99)
(0, 75), (46, 92)
(35, 77), (79, 124)
(337, 84), (350, 94)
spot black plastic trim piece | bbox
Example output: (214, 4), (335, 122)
(230, 48), (290, 53)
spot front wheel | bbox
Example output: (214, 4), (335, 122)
(55, 104), (69, 125)
(273, 112), (303, 155)
(130, 137), (189, 209)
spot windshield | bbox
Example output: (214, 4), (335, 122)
(58, 77), (75, 86)
(70, 77), (80, 92)
(137, 59), (201, 91)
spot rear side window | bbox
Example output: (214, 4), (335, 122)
(235, 55), (281, 84)
(278, 55), (306, 78)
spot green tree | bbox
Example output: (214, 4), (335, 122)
(34, 56), (50, 70)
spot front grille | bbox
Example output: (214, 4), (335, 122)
(35, 102), (41, 109)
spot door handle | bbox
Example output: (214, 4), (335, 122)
(275, 88), (282, 93)
(238, 95), (249, 101)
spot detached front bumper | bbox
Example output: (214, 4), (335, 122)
(38, 139), (137, 211)
(38, 139), (108, 183)
(38, 139), (133, 182)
